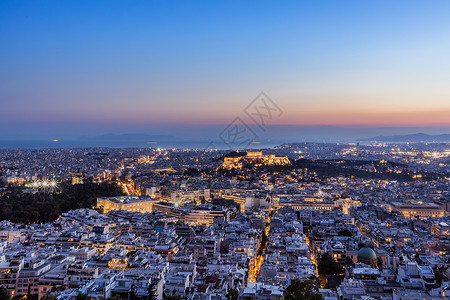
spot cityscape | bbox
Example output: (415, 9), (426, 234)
(2, 1), (450, 300)
(1, 144), (450, 299)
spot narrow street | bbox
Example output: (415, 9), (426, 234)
(305, 232), (326, 288)
(248, 211), (272, 283)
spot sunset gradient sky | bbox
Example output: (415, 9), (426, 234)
(1, 0), (450, 140)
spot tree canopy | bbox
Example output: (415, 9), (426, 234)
(284, 279), (322, 300)
(318, 252), (343, 275)
(226, 289), (239, 300)
(0, 287), (9, 300)
(147, 281), (158, 300)
(0, 182), (124, 223)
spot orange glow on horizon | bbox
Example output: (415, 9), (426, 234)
(15, 97), (450, 128)
(277, 108), (450, 127)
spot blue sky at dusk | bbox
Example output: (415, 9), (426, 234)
(1, 1), (450, 142)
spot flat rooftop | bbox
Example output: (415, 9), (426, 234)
(390, 201), (441, 208)
(98, 196), (157, 204)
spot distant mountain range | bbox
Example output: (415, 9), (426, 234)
(359, 133), (450, 143)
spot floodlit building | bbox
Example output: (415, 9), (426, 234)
(97, 196), (160, 213)
(222, 151), (290, 169)
(389, 201), (445, 219)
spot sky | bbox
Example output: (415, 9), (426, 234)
(1, 1), (450, 142)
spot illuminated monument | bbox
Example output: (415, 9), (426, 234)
(222, 151), (290, 169)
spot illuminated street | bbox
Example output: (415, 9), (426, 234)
(248, 211), (272, 283)
(305, 233), (326, 288)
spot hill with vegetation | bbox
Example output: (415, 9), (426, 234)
(0, 182), (124, 224)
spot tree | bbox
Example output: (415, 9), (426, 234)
(226, 289), (239, 300)
(233, 278), (242, 289)
(76, 293), (88, 300)
(0, 287), (9, 300)
(129, 286), (138, 300)
(337, 230), (352, 237)
(345, 256), (354, 266)
(318, 252), (343, 275)
(284, 279), (322, 300)
(147, 281), (158, 300)
(377, 257), (383, 269)
(27, 284), (31, 299)
(435, 270), (448, 285)
(257, 233), (268, 256)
